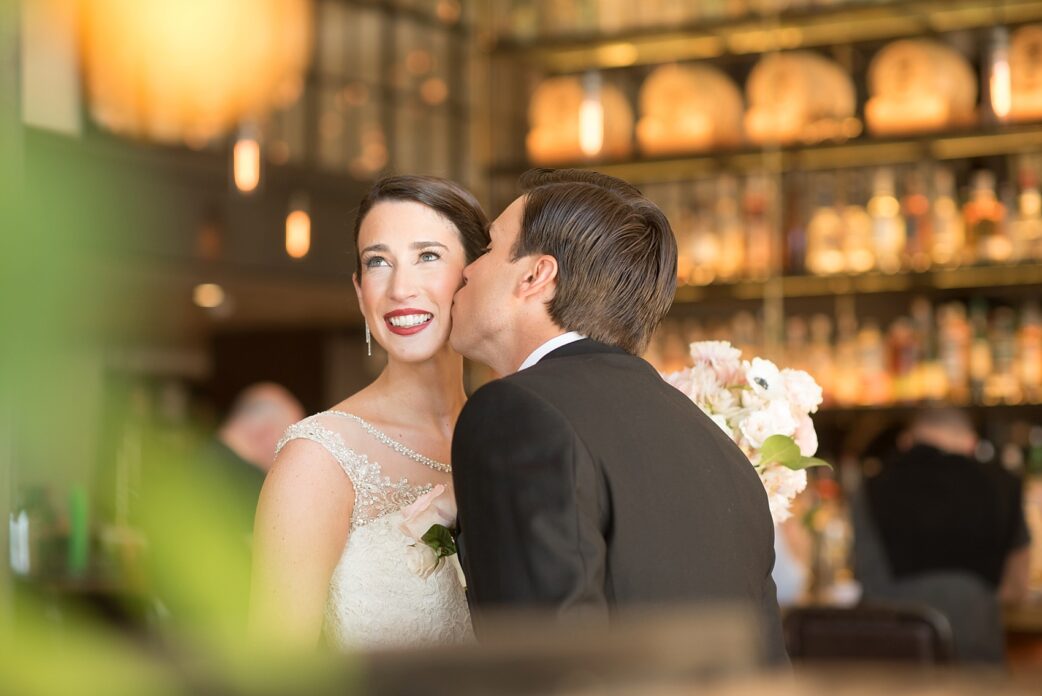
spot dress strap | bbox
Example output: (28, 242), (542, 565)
(276, 419), (369, 488)
(324, 411), (452, 474)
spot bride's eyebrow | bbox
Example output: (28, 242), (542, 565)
(411, 241), (448, 250)
(360, 243), (388, 255)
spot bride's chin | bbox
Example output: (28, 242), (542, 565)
(386, 341), (455, 365)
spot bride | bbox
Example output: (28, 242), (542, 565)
(249, 175), (489, 649)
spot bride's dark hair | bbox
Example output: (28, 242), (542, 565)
(352, 175), (489, 276)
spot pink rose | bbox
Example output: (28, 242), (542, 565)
(689, 341), (744, 385)
(399, 484), (456, 541)
(794, 413), (819, 457)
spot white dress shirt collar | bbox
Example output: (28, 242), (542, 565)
(518, 331), (586, 372)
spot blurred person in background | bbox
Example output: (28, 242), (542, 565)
(204, 382), (305, 542)
(855, 407), (1031, 662)
(250, 176), (488, 651)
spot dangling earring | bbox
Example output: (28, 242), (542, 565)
(365, 321), (372, 357)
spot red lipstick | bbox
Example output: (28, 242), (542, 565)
(383, 308), (434, 336)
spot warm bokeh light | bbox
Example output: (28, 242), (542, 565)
(579, 73), (605, 157)
(232, 130), (262, 193)
(991, 27), (1012, 121)
(991, 58), (1012, 121)
(192, 283), (226, 309)
(80, 0), (313, 144)
(285, 199), (311, 259)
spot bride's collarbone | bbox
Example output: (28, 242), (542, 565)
(321, 411), (453, 476)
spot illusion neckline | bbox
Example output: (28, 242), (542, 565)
(323, 410), (452, 474)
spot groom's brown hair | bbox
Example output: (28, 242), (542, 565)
(515, 168), (677, 355)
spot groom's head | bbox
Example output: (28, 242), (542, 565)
(450, 169), (676, 373)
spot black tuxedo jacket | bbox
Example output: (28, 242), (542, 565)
(452, 339), (787, 663)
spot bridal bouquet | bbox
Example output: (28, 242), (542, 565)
(399, 484), (467, 587)
(664, 341), (828, 523)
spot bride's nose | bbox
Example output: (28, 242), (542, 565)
(388, 266), (420, 302)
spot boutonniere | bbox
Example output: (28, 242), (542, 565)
(399, 484), (466, 588)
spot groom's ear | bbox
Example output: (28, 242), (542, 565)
(517, 254), (558, 300)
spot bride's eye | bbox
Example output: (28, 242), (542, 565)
(364, 256), (389, 269)
(419, 251), (441, 262)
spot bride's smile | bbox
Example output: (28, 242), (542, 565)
(385, 308), (435, 335)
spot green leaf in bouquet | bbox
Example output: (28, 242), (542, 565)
(792, 456), (832, 470)
(759, 434), (801, 468)
(421, 523), (457, 558)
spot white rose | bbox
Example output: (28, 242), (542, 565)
(768, 494), (794, 524)
(761, 465), (807, 499)
(794, 413), (819, 457)
(404, 543), (442, 580)
(705, 385), (738, 416)
(686, 364), (724, 404)
(745, 358), (784, 398)
(740, 388), (768, 411)
(663, 370), (693, 396)
(706, 412), (735, 440)
(760, 467), (808, 524)
(781, 369), (824, 414)
(739, 399), (798, 448)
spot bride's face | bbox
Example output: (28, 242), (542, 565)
(354, 200), (468, 363)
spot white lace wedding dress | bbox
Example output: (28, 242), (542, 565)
(275, 411), (472, 650)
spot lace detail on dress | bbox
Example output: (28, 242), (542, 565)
(275, 415), (433, 531)
(275, 412), (472, 649)
(324, 510), (472, 650)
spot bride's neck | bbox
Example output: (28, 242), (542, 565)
(374, 346), (466, 432)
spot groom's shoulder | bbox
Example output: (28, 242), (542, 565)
(466, 371), (552, 411)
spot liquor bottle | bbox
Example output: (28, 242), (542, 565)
(887, 317), (918, 402)
(840, 170), (875, 274)
(969, 299), (993, 403)
(715, 175), (746, 281)
(658, 183), (692, 283)
(805, 174), (846, 275)
(858, 318), (892, 405)
(911, 297), (948, 401)
(938, 301), (972, 403)
(931, 166), (966, 266)
(744, 173), (776, 280)
(1018, 301), (1042, 403)
(987, 306), (1020, 403)
(809, 314), (836, 404)
(783, 173), (808, 276)
(902, 167), (933, 271)
(507, 0), (538, 40)
(833, 310), (861, 406)
(687, 179), (721, 286)
(867, 167), (907, 273)
(784, 315), (811, 374)
(1013, 161), (1042, 262)
(964, 170), (1011, 264)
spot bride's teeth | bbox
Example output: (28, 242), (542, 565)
(389, 313), (432, 328)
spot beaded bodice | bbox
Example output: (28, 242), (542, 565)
(275, 412), (446, 531)
(274, 411), (472, 649)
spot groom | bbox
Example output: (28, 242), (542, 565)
(449, 169), (787, 664)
